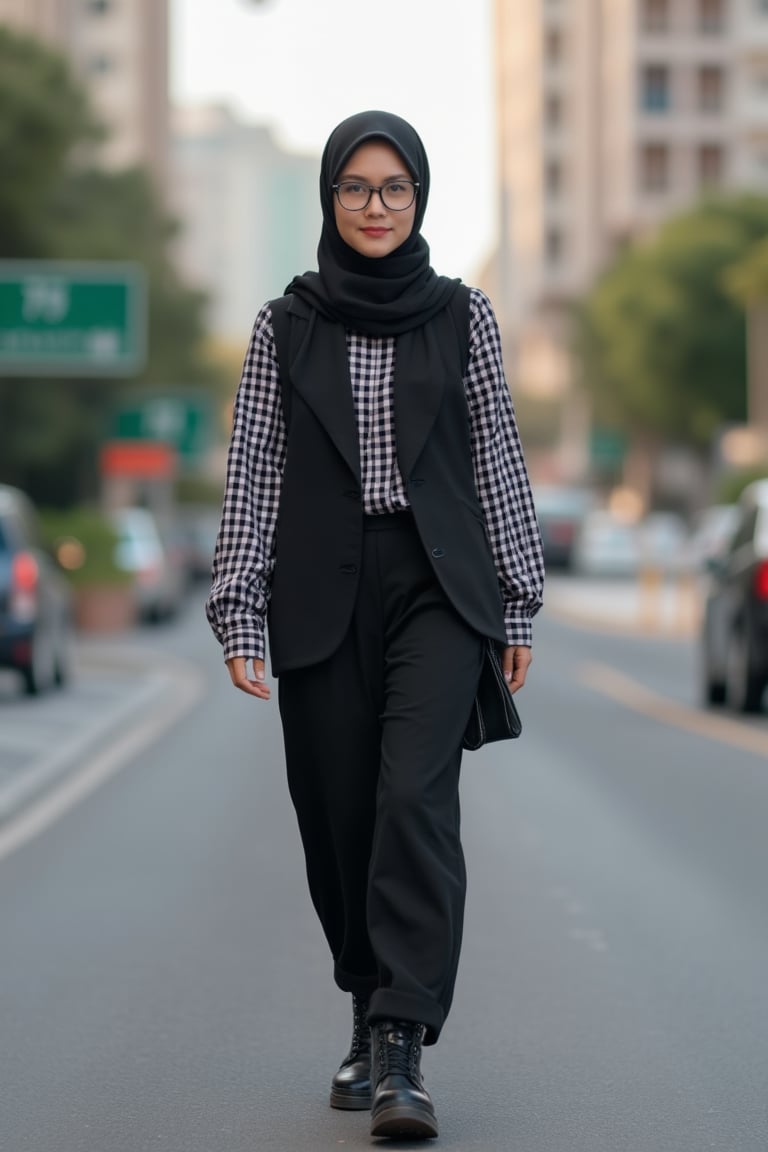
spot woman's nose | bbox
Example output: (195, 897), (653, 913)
(365, 189), (386, 213)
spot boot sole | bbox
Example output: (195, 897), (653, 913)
(330, 1087), (372, 1110)
(370, 1105), (438, 1140)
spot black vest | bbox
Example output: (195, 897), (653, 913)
(267, 291), (507, 674)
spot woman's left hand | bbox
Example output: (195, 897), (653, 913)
(502, 645), (532, 693)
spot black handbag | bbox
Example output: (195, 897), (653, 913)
(462, 639), (522, 751)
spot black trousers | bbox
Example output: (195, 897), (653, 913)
(278, 511), (484, 1044)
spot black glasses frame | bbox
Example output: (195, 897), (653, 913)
(331, 180), (420, 211)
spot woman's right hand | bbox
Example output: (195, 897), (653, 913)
(225, 657), (271, 700)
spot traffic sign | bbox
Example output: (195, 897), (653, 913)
(0, 260), (146, 376)
(112, 394), (211, 461)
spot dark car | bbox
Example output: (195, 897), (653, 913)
(534, 484), (596, 570)
(700, 479), (768, 713)
(0, 484), (73, 695)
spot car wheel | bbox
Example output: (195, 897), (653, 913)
(20, 629), (57, 696)
(53, 625), (74, 688)
(725, 628), (764, 714)
(699, 625), (725, 707)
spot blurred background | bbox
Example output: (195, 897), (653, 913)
(3, 8), (768, 1150)
(0, 0), (767, 670)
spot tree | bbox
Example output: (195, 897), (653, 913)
(0, 27), (227, 506)
(0, 26), (99, 256)
(574, 194), (768, 453)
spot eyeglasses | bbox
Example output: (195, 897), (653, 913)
(331, 180), (419, 212)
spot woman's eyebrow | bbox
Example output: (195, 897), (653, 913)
(337, 171), (412, 181)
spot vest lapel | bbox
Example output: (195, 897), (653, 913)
(288, 304), (360, 482)
(394, 323), (446, 479)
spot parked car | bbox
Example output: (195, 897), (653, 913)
(0, 484), (73, 695)
(534, 485), (596, 570)
(110, 507), (185, 623)
(687, 503), (739, 571)
(700, 480), (768, 713)
(571, 509), (642, 578)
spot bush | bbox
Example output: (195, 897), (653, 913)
(39, 507), (133, 587)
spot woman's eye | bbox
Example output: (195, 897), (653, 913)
(386, 183), (405, 194)
(343, 183), (365, 194)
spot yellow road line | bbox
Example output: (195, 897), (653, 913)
(579, 662), (768, 760)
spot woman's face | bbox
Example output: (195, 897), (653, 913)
(332, 140), (417, 258)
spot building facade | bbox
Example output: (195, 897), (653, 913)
(170, 105), (320, 342)
(0, 0), (169, 189)
(493, 0), (768, 419)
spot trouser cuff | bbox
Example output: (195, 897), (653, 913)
(334, 961), (378, 1002)
(367, 989), (445, 1046)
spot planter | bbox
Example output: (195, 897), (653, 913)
(73, 583), (137, 633)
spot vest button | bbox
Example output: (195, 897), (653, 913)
(431, 548), (446, 559)
(339, 564), (358, 575)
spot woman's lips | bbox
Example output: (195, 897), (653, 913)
(361, 228), (390, 237)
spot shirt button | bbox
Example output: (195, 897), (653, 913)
(431, 548), (446, 559)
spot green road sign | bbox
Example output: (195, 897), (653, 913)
(113, 395), (211, 461)
(0, 260), (146, 376)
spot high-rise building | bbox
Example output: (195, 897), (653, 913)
(493, 0), (768, 411)
(0, 0), (169, 189)
(170, 105), (320, 341)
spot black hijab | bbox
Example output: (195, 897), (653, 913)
(286, 110), (460, 336)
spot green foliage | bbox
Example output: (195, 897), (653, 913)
(726, 236), (768, 305)
(0, 26), (100, 256)
(715, 467), (768, 504)
(38, 507), (133, 587)
(0, 27), (228, 506)
(575, 194), (768, 450)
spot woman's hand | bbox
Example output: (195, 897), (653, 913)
(225, 657), (271, 700)
(501, 645), (532, 693)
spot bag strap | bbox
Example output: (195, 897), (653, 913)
(447, 283), (472, 377)
(268, 293), (295, 427)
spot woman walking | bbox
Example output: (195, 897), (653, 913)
(206, 109), (544, 1141)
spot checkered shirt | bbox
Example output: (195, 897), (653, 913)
(206, 287), (545, 662)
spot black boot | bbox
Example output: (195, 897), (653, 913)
(370, 1021), (438, 1140)
(330, 995), (372, 1110)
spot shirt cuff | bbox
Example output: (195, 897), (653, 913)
(220, 617), (266, 664)
(504, 609), (533, 648)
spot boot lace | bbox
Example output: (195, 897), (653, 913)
(379, 1024), (423, 1080)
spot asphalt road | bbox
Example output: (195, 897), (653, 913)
(1, 587), (767, 1151)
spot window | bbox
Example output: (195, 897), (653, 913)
(88, 53), (114, 74)
(642, 64), (671, 112)
(641, 143), (670, 191)
(545, 27), (563, 64)
(642, 0), (669, 33)
(699, 144), (724, 186)
(699, 0), (724, 33)
(545, 91), (563, 129)
(699, 66), (724, 113)
(545, 158), (563, 197)
(546, 227), (564, 265)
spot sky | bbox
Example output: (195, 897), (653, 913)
(169, 0), (497, 280)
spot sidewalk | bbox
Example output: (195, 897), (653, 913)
(544, 573), (702, 638)
(0, 636), (203, 831)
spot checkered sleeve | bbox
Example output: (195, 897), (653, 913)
(205, 304), (286, 663)
(465, 288), (545, 647)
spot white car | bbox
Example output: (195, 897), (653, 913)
(572, 510), (642, 578)
(111, 507), (184, 623)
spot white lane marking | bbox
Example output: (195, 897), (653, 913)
(579, 662), (768, 759)
(0, 665), (205, 862)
